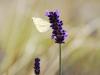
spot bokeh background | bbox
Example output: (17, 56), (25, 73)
(0, 0), (100, 75)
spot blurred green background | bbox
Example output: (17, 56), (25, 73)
(0, 0), (100, 75)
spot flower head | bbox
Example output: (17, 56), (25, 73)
(34, 58), (40, 75)
(45, 10), (68, 44)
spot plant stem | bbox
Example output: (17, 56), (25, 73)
(59, 44), (62, 75)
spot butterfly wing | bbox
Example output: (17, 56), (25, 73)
(32, 17), (50, 32)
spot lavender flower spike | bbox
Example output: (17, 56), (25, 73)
(46, 10), (68, 44)
(34, 58), (40, 75)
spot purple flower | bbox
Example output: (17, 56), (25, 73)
(34, 58), (40, 75)
(45, 10), (68, 44)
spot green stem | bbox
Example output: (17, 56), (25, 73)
(59, 44), (62, 75)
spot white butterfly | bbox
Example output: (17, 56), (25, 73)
(32, 17), (50, 32)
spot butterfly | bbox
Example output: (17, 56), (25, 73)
(32, 17), (50, 32)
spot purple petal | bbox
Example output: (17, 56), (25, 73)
(55, 9), (60, 16)
(45, 10), (50, 16)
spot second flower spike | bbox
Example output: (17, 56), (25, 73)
(34, 58), (40, 75)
